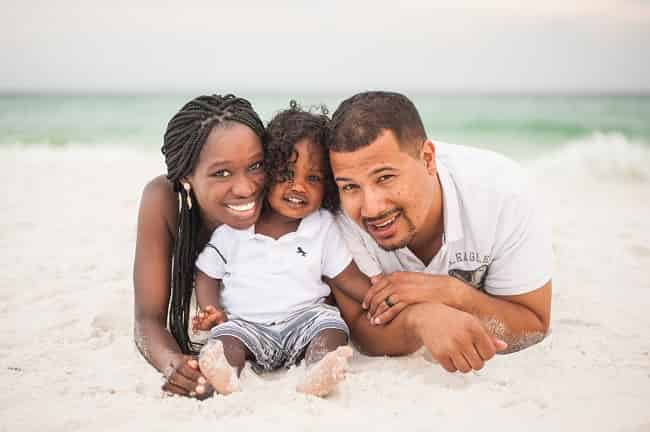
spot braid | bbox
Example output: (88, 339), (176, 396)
(161, 94), (264, 355)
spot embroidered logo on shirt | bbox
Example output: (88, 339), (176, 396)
(296, 246), (307, 257)
(449, 265), (488, 291)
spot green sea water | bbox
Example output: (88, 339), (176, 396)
(1, 93), (649, 161)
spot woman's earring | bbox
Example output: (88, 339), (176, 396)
(183, 182), (193, 210)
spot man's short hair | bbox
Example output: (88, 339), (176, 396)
(327, 91), (427, 155)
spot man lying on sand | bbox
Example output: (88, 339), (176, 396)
(326, 91), (552, 373)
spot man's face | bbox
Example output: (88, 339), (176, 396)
(330, 130), (438, 251)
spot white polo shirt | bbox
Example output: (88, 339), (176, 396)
(196, 209), (352, 323)
(336, 142), (553, 296)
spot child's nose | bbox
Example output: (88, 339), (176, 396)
(290, 178), (307, 193)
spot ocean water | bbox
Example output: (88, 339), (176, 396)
(2, 93), (649, 179)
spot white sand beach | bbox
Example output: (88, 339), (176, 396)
(1, 136), (649, 431)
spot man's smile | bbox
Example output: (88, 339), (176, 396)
(363, 209), (401, 239)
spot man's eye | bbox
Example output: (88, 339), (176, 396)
(213, 170), (231, 178)
(249, 161), (263, 171)
(377, 174), (393, 183)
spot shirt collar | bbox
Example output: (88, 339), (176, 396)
(437, 160), (464, 244)
(294, 209), (323, 238)
(240, 209), (323, 240)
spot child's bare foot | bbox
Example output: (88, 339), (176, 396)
(296, 346), (353, 397)
(198, 340), (240, 395)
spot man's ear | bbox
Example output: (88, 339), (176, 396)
(420, 140), (436, 175)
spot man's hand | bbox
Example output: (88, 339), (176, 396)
(408, 303), (508, 373)
(162, 355), (214, 399)
(364, 272), (455, 325)
(191, 305), (227, 332)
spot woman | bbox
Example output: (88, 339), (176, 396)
(133, 94), (266, 399)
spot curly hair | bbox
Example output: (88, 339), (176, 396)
(265, 101), (339, 212)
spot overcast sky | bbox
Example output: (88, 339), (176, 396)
(2, 0), (649, 93)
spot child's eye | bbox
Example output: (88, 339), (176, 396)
(248, 161), (263, 171)
(213, 169), (232, 178)
(341, 184), (358, 192)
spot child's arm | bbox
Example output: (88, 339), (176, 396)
(193, 270), (226, 331)
(325, 261), (370, 305)
(195, 270), (221, 309)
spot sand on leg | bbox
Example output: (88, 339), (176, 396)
(198, 335), (249, 395)
(296, 329), (352, 397)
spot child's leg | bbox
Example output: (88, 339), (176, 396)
(199, 335), (250, 395)
(304, 328), (348, 365)
(297, 328), (353, 397)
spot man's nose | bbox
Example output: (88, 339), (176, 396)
(360, 187), (388, 218)
(232, 173), (257, 197)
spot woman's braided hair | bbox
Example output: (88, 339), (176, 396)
(161, 94), (265, 354)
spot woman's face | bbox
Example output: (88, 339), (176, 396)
(186, 122), (266, 230)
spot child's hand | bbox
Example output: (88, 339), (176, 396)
(192, 305), (227, 331)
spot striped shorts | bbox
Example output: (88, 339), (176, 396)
(204, 303), (349, 371)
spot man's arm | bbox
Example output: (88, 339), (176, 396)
(366, 273), (551, 352)
(450, 278), (551, 352)
(330, 282), (506, 372)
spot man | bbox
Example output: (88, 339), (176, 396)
(327, 91), (552, 373)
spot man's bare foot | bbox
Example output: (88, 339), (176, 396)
(198, 340), (240, 395)
(296, 346), (353, 397)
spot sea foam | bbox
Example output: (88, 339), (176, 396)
(528, 132), (650, 182)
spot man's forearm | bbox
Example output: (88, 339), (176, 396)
(446, 278), (551, 352)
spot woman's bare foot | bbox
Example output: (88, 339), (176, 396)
(198, 340), (240, 395)
(296, 346), (353, 397)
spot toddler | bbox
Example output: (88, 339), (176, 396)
(193, 102), (369, 397)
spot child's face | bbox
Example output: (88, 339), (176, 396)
(266, 138), (325, 220)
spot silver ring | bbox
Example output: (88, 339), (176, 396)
(384, 297), (395, 308)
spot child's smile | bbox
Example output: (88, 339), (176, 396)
(267, 138), (325, 221)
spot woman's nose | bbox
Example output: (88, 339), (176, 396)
(232, 173), (257, 197)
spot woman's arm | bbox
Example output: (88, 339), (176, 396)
(133, 176), (211, 398)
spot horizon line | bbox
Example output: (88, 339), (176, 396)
(2, 88), (650, 98)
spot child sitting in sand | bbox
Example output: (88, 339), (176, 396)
(191, 102), (370, 397)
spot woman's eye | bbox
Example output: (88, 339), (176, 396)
(249, 161), (263, 171)
(213, 170), (231, 178)
(308, 175), (321, 183)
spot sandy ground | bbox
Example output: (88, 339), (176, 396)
(1, 143), (649, 432)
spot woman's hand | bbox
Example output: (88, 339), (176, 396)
(192, 305), (227, 332)
(162, 355), (214, 400)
